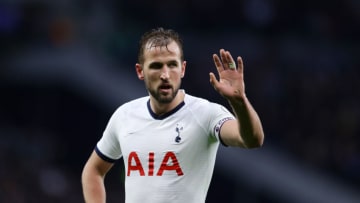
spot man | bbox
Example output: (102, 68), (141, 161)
(82, 27), (264, 203)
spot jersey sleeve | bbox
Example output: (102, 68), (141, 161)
(96, 108), (123, 163)
(208, 103), (235, 142)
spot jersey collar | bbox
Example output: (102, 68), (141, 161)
(147, 99), (185, 120)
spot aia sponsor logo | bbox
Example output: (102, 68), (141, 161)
(127, 151), (184, 176)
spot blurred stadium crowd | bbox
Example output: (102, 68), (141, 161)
(0, 0), (359, 202)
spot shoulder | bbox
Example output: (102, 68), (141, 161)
(184, 94), (228, 119)
(184, 93), (220, 110)
(184, 93), (234, 118)
(184, 93), (209, 106)
(112, 96), (149, 117)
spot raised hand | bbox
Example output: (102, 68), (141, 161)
(209, 49), (246, 102)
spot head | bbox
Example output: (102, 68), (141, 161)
(136, 27), (186, 104)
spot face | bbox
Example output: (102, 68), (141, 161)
(136, 41), (186, 104)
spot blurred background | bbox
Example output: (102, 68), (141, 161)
(0, 0), (359, 202)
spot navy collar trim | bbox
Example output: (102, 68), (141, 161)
(147, 100), (185, 120)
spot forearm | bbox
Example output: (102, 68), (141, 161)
(82, 166), (107, 203)
(228, 95), (264, 148)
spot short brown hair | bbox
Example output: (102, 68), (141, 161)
(137, 27), (184, 64)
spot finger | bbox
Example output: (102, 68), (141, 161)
(225, 51), (236, 65)
(221, 49), (237, 70)
(220, 49), (228, 68)
(226, 51), (237, 70)
(209, 72), (219, 90)
(213, 54), (224, 72)
(237, 56), (244, 73)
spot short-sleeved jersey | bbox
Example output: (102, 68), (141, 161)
(96, 90), (235, 203)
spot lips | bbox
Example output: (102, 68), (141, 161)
(159, 83), (172, 89)
(159, 84), (172, 93)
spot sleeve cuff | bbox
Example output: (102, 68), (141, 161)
(95, 146), (118, 163)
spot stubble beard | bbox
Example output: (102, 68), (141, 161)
(146, 81), (180, 104)
(149, 86), (179, 104)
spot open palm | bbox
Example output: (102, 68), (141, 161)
(209, 49), (246, 101)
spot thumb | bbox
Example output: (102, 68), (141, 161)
(209, 72), (219, 89)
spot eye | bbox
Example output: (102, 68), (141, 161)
(149, 62), (163, 69)
(167, 61), (178, 68)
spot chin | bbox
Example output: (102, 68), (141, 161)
(149, 88), (179, 104)
(157, 95), (175, 104)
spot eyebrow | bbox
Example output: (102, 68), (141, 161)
(148, 60), (179, 68)
(167, 60), (179, 65)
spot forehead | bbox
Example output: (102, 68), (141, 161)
(143, 41), (181, 62)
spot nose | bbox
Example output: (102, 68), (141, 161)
(160, 66), (170, 80)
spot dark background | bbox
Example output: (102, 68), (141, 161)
(1, 0), (359, 202)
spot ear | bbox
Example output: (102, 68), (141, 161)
(135, 63), (144, 80)
(181, 61), (186, 78)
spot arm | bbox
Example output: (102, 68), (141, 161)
(82, 150), (114, 203)
(209, 49), (264, 148)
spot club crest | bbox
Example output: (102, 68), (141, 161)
(175, 124), (183, 143)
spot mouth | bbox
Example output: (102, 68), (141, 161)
(159, 84), (172, 93)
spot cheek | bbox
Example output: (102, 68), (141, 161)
(147, 72), (160, 80)
(173, 72), (183, 80)
(144, 72), (160, 85)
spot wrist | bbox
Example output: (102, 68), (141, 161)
(227, 92), (247, 106)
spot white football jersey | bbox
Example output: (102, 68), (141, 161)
(96, 90), (235, 203)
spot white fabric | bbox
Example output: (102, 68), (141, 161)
(96, 91), (235, 203)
